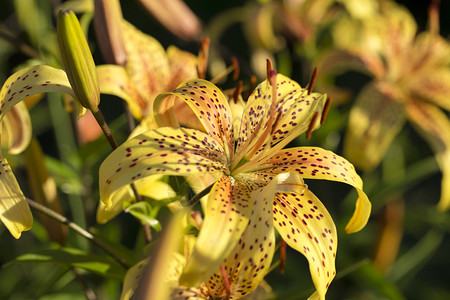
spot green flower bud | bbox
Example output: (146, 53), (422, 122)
(57, 9), (100, 112)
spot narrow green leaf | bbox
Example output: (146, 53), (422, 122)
(351, 262), (405, 300)
(8, 247), (126, 280)
(125, 202), (161, 231)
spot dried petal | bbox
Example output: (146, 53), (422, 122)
(137, 0), (202, 41)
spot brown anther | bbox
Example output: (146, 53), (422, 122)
(307, 67), (318, 95)
(266, 58), (273, 79)
(232, 80), (243, 103)
(268, 70), (278, 87)
(197, 38), (210, 79)
(280, 239), (286, 275)
(231, 56), (240, 80)
(220, 264), (231, 299)
(243, 75), (257, 99)
(428, 0), (440, 34)
(306, 112), (319, 140)
(320, 97), (332, 125)
(190, 210), (203, 228)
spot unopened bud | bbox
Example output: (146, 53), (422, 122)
(94, 0), (126, 66)
(57, 10), (100, 112)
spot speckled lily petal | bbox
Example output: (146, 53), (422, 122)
(122, 20), (170, 113)
(1, 102), (32, 155)
(407, 100), (450, 211)
(96, 174), (172, 224)
(99, 127), (228, 208)
(273, 173), (336, 300)
(406, 33), (450, 111)
(255, 147), (371, 233)
(344, 81), (406, 171)
(180, 175), (253, 288)
(96, 65), (145, 120)
(97, 185), (133, 224)
(0, 65), (76, 120)
(120, 258), (149, 300)
(0, 159), (33, 239)
(154, 79), (234, 158)
(206, 174), (277, 299)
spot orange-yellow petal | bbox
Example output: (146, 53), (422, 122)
(205, 173), (277, 299)
(1, 102), (32, 155)
(406, 99), (450, 210)
(122, 20), (170, 113)
(0, 159), (33, 239)
(274, 186), (336, 300)
(154, 79), (234, 158)
(0, 65), (76, 120)
(180, 175), (254, 287)
(96, 65), (145, 120)
(344, 81), (406, 171)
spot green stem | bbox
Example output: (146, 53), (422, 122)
(0, 29), (42, 60)
(91, 108), (150, 242)
(92, 109), (118, 149)
(183, 183), (215, 207)
(26, 198), (130, 269)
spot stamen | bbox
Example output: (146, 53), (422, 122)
(320, 97), (332, 125)
(231, 56), (240, 80)
(280, 239), (286, 274)
(243, 75), (257, 99)
(197, 38), (210, 79)
(220, 264), (231, 299)
(233, 80), (243, 103)
(428, 0), (440, 34)
(306, 112), (319, 140)
(266, 58), (273, 79)
(307, 67), (318, 95)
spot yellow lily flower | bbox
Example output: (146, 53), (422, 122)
(96, 19), (199, 122)
(99, 72), (371, 299)
(318, 0), (450, 210)
(121, 189), (275, 300)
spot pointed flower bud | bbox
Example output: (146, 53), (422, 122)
(57, 9), (100, 113)
(94, 0), (127, 66)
